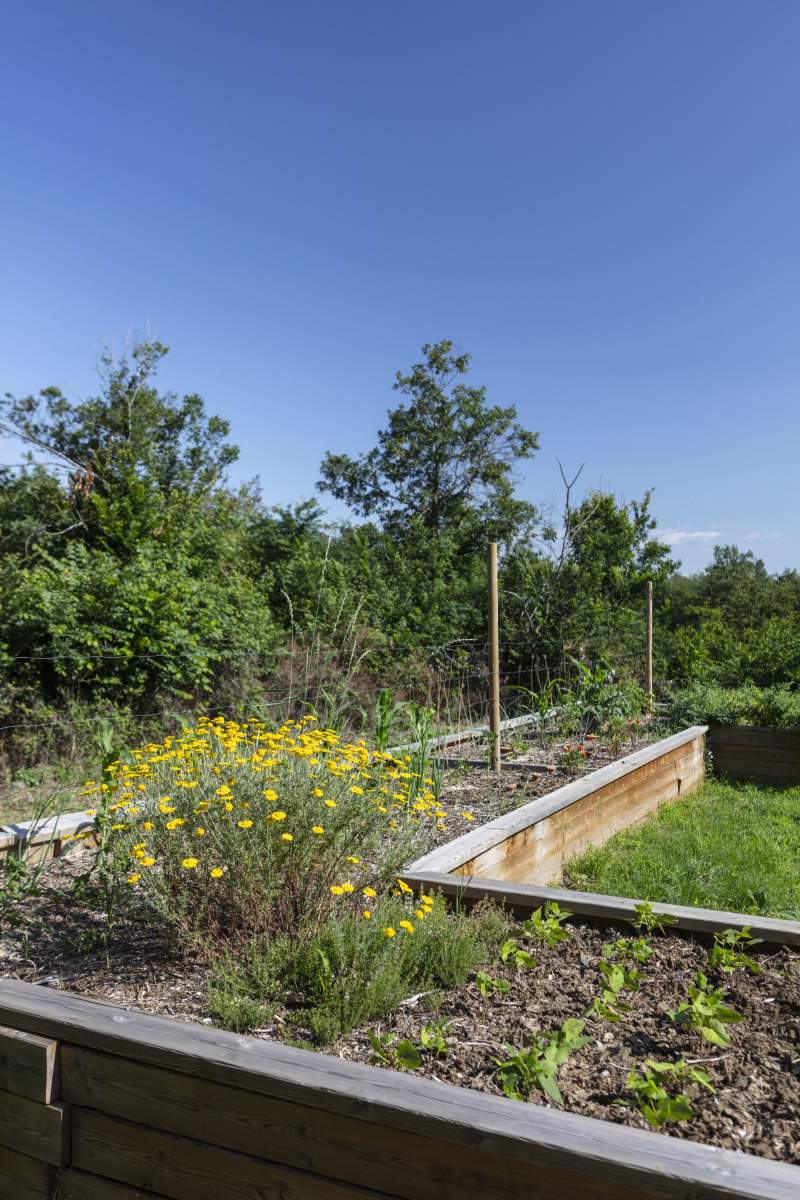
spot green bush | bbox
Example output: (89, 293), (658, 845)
(666, 682), (800, 729)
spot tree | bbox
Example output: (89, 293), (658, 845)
(319, 340), (539, 549)
(1, 340), (239, 555)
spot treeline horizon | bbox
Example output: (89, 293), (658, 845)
(1, 337), (798, 762)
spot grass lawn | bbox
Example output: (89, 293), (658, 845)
(562, 779), (800, 919)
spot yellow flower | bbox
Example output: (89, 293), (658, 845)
(181, 857), (199, 870)
(346, 855), (360, 864)
(362, 887), (376, 898)
(238, 819), (254, 829)
(210, 867), (224, 878)
(165, 818), (185, 830)
(461, 811), (475, 822)
(362, 910), (372, 919)
(281, 832), (293, 842)
(415, 908), (425, 920)
(263, 788), (278, 801)
(216, 785), (232, 797)
(350, 786), (364, 795)
(224, 801), (234, 813)
(341, 882), (355, 893)
(399, 920), (415, 934)
(324, 799), (337, 809)
(420, 894), (433, 904)
(126, 874), (141, 885)
(330, 885), (344, 896)
(143, 821), (154, 831)
(312, 787), (324, 797)
(269, 810), (287, 822)
(312, 825), (325, 835)
(383, 927), (397, 938)
(141, 857), (156, 868)
(397, 878), (413, 894)
(195, 827), (206, 836)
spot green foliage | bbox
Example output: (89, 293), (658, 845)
(499, 938), (537, 970)
(367, 1030), (422, 1071)
(666, 682), (800, 729)
(625, 1059), (715, 1127)
(707, 928), (763, 976)
(666, 971), (744, 1046)
(629, 902), (678, 935)
(585, 959), (641, 1023)
(495, 1019), (589, 1104)
(419, 1018), (453, 1055)
(521, 901), (572, 948)
(475, 970), (511, 998)
(601, 936), (653, 965)
(563, 780), (800, 918)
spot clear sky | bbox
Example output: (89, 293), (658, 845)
(2, 0), (798, 573)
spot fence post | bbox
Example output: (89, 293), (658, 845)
(488, 542), (501, 773)
(646, 580), (654, 710)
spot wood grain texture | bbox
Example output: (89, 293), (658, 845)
(401, 871), (800, 945)
(0, 1025), (59, 1102)
(409, 727), (708, 876)
(71, 1108), (393, 1200)
(0, 983), (798, 1198)
(0, 1146), (53, 1200)
(0, 1086), (69, 1166)
(55, 1166), (188, 1199)
(709, 726), (800, 785)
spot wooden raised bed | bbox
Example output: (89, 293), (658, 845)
(408, 726), (707, 885)
(709, 725), (800, 786)
(0, 968), (799, 1200)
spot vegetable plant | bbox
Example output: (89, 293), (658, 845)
(708, 928), (763, 976)
(521, 901), (572, 948)
(666, 972), (744, 1046)
(367, 1030), (422, 1071)
(495, 1018), (589, 1104)
(602, 936), (653, 965)
(499, 938), (537, 970)
(585, 959), (641, 1022)
(419, 1019), (452, 1055)
(629, 901), (678, 935)
(475, 970), (510, 998)
(625, 1059), (715, 1127)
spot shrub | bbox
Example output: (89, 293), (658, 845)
(666, 682), (800, 729)
(88, 715), (438, 946)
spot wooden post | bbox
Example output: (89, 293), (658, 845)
(646, 580), (654, 710)
(488, 542), (501, 773)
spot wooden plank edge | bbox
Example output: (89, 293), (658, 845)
(402, 871), (800, 944)
(0, 981), (798, 1198)
(408, 727), (707, 874)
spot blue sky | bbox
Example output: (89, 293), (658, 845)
(2, 0), (798, 573)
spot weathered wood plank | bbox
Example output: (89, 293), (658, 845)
(0, 983), (798, 1199)
(61, 1044), (567, 1200)
(56, 1166), (172, 1199)
(402, 870), (800, 944)
(0, 1146), (53, 1200)
(0, 1025), (59, 1102)
(71, 1108), (394, 1200)
(409, 727), (707, 876)
(0, 1085), (69, 1166)
(709, 726), (800, 747)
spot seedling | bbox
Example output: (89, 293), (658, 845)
(499, 939), (537, 970)
(602, 936), (653, 965)
(521, 901), (572, 948)
(585, 960), (641, 1022)
(708, 928), (763, 976)
(367, 1030), (421, 1071)
(495, 1018), (589, 1104)
(419, 1018), (452, 1055)
(629, 902), (678, 935)
(666, 971), (744, 1047)
(625, 1059), (715, 1127)
(475, 971), (511, 998)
